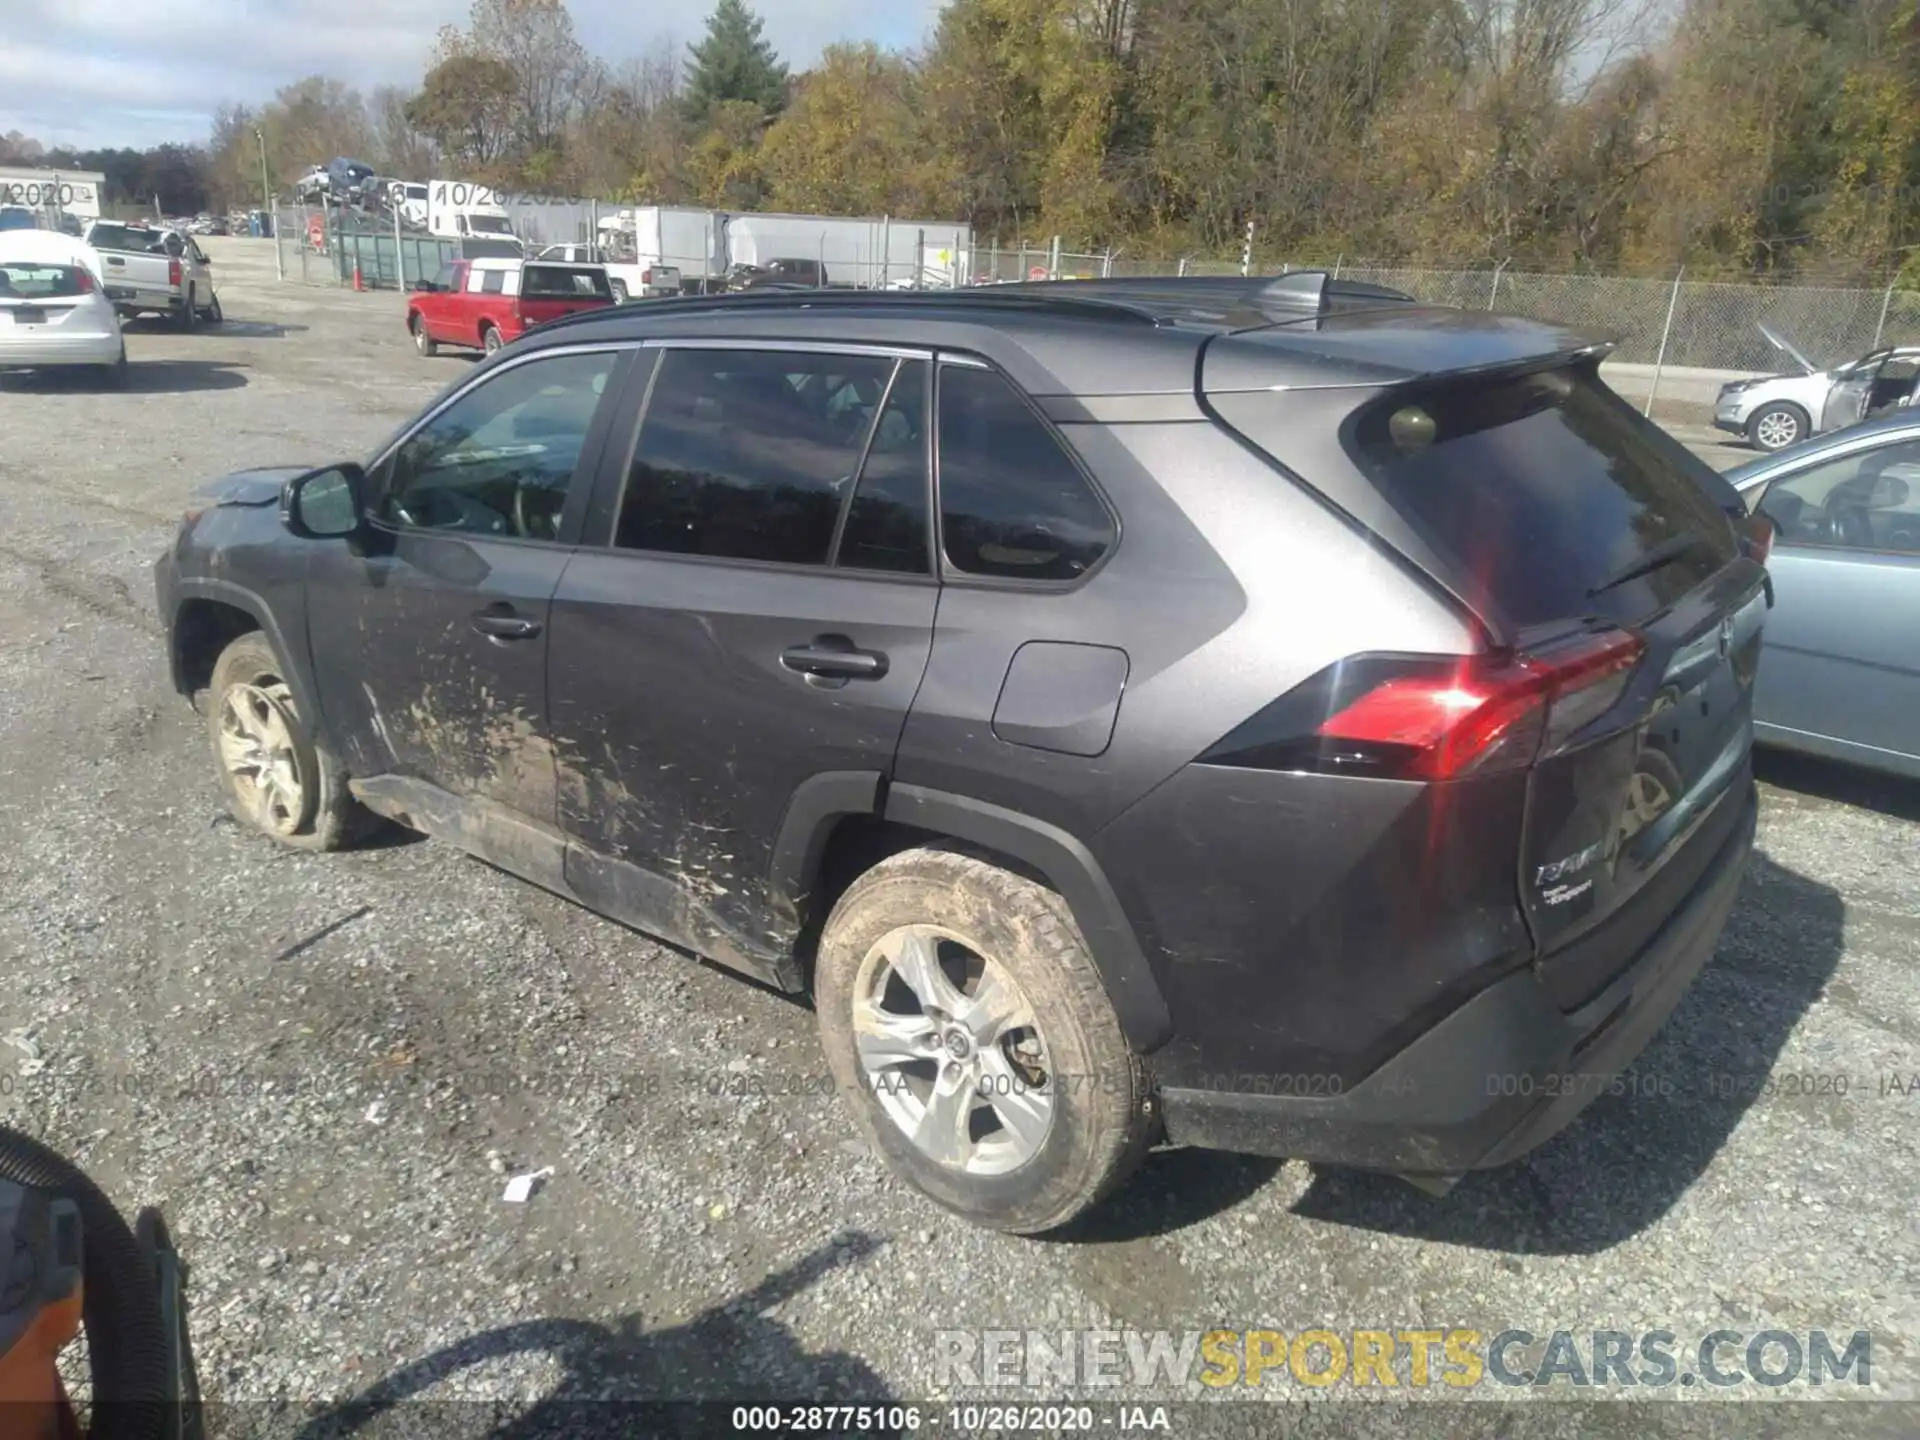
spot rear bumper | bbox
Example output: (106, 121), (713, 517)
(0, 331), (123, 367)
(1157, 783), (1756, 1178)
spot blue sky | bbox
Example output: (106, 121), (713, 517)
(1, 0), (945, 152)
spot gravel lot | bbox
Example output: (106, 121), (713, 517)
(1, 239), (1915, 1434)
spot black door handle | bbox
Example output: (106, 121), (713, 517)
(471, 607), (543, 641)
(780, 638), (887, 680)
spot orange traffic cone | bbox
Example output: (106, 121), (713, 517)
(352, 262), (364, 292)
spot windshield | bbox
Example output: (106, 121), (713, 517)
(466, 215), (513, 235)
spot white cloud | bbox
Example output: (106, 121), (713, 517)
(0, 0), (944, 150)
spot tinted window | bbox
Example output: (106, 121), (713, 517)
(478, 269), (507, 295)
(1759, 437), (1920, 555)
(523, 264), (612, 299)
(380, 350), (617, 542)
(837, 361), (930, 574)
(431, 263), (457, 290)
(88, 224), (164, 253)
(936, 365), (1114, 582)
(0, 264), (92, 299)
(1344, 366), (1738, 627)
(616, 348), (896, 565)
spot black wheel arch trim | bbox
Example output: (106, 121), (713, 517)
(166, 577), (322, 731)
(767, 770), (885, 928)
(881, 783), (1173, 1053)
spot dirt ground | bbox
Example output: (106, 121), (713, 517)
(0, 238), (1916, 1434)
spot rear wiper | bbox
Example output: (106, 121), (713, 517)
(1586, 530), (1708, 599)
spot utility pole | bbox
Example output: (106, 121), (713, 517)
(257, 128), (282, 281)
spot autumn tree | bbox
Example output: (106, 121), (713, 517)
(407, 53), (518, 171)
(761, 44), (931, 215)
(688, 99), (770, 208)
(683, 0), (790, 128)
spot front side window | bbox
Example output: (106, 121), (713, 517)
(615, 348), (898, 565)
(379, 350), (619, 542)
(936, 364), (1115, 582)
(1758, 438), (1920, 554)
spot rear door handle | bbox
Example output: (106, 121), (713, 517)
(780, 638), (888, 680)
(471, 606), (543, 641)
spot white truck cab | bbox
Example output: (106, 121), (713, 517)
(534, 242), (678, 301)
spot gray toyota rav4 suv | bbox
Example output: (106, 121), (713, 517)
(155, 275), (1770, 1233)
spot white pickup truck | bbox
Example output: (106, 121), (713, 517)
(534, 243), (679, 302)
(83, 221), (221, 329)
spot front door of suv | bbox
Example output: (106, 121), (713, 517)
(304, 345), (632, 873)
(546, 343), (938, 977)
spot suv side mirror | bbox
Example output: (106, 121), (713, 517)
(282, 463), (366, 539)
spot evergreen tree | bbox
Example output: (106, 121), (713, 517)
(683, 0), (790, 129)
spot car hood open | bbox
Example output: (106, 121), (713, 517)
(1757, 321), (1821, 376)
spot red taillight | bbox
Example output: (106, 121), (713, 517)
(74, 267), (95, 293)
(1315, 631), (1646, 780)
(1739, 512), (1774, 566)
(168, 257), (182, 287)
(641, 268), (652, 284)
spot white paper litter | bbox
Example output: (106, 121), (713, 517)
(501, 1166), (554, 1203)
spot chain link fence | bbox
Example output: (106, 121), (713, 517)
(972, 248), (1920, 374)
(274, 203), (459, 291)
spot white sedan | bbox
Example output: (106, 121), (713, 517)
(0, 229), (127, 384)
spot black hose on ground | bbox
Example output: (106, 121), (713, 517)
(0, 1126), (170, 1440)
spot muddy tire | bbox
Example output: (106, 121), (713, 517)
(204, 632), (375, 852)
(814, 846), (1154, 1234)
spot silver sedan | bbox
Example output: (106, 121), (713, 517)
(1727, 409), (1920, 778)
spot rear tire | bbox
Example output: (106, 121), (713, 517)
(814, 846), (1155, 1234)
(481, 323), (502, 354)
(176, 291), (198, 333)
(1748, 402), (1808, 452)
(201, 291), (223, 324)
(204, 632), (377, 853)
(410, 314), (438, 356)
(609, 278), (629, 303)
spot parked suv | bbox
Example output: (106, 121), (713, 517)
(154, 275), (1768, 1233)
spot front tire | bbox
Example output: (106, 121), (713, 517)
(1748, 402), (1808, 452)
(814, 846), (1154, 1234)
(204, 632), (375, 852)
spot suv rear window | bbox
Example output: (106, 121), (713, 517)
(523, 264), (612, 299)
(1345, 366), (1737, 627)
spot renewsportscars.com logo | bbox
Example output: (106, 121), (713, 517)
(933, 1327), (1873, 1390)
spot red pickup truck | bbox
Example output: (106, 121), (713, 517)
(407, 258), (615, 356)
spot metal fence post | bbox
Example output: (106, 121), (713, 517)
(916, 229), (925, 290)
(1241, 221), (1255, 278)
(1873, 281), (1896, 350)
(879, 215), (890, 289)
(394, 203), (405, 290)
(1488, 259), (1508, 310)
(1177, 255), (1189, 277)
(1332, 253), (1343, 280)
(1049, 234), (1061, 279)
(1645, 267), (1685, 419)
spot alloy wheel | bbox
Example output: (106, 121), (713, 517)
(852, 925), (1055, 1176)
(217, 681), (308, 837)
(1755, 411), (1799, 450)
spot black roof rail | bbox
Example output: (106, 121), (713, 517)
(524, 284), (1165, 341)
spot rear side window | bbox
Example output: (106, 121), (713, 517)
(1346, 366), (1737, 627)
(478, 270), (507, 295)
(837, 361), (931, 574)
(936, 365), (1115, 582)
(616, 348), (898, 565)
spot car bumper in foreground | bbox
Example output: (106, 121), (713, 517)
(1157, 783), (1757, 1187)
